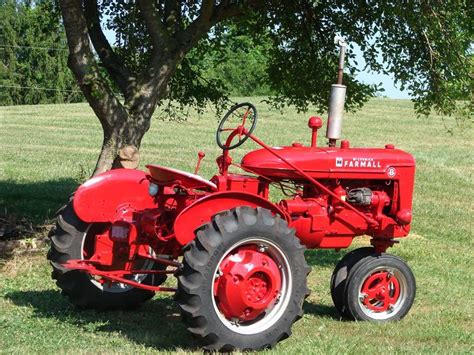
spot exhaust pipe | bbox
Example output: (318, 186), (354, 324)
(326, 36), (347, 147)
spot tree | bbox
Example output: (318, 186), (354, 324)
(59, 1), (472, 176)
(201, 27), (273, 96)
(0, 0), (82, 105)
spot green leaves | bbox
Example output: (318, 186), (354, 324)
(6, 1), (468, 122)
(103, 1), (470, 121)
(0, 1), (82, 106)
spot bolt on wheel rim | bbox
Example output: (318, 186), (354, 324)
(211, 238), (292, 335)
(357, 266), (408, 320)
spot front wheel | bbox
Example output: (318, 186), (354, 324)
(330, 247), (375, 318)
(176, 207), (310, 351)
(344, 254), (416, 321)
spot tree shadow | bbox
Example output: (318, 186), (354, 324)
(0, 178), (79, 224)
(1, 177), (347, 344)
(5, 289), (196, 350)
(303, 249), (347, 321)
(6, 289), (343, 350)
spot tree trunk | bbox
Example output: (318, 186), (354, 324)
(60, 1), (178, 177)
(93, 114), (150, 175)
(60, 0), (225, 178)
(91, 62), (176, 176)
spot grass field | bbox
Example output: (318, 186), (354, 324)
(0, 98), (473, 353)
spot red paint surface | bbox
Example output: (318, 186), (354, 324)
(173, 191), (287, 245)
(241, 145), (414, 180)
(74, 169), (156, 222)
(66, 115), (416, 294)
(214, 245), (281, 321)
(360, 271), (401, 313)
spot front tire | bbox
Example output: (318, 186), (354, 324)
(47, 201), (166, 309)
(330, 247), (375, 318)
(344, 253), (416, 321)
(176, 207), (310, 351)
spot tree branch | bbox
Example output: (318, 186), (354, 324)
(60, 0), (127, 129)
(164, 0), (182, 34)
(176, 0), (214, 56)
(178, 1), (264, 55)
(83, 0), (132, 95)
(136, 0), (171, 56)
(212, 1), (249, 22)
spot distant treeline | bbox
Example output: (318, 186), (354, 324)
(0, 1), (83, 105)
(0, 1), (271, 106)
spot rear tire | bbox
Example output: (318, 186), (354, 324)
(176, 207), (310, 351)
(47, 201), (166, 310)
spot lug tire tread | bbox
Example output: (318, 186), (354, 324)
(176, 206), (310, 351)
(47, 201), (165, 310)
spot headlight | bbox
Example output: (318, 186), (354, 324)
(148, 183), (159, 196)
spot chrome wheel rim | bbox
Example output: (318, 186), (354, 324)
(211, 237), (292, 335)
(357, 266), (408, 320)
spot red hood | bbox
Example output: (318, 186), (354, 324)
(241, 145), (415, 179)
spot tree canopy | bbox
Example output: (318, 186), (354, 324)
(58, 1), (472, 175)
(101, 1), (472, 115)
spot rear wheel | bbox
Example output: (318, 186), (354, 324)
(330, 247), (375, 318)
(47, 201), (166, 309)
(344, 254), (416, 321)
(176, 207), (310, 351)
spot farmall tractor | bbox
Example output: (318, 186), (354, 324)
(48, 38), (416, 351)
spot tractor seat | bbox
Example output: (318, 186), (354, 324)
(146, 164), (217, 191)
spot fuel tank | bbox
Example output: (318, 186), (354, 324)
(240, 145), (415, 180)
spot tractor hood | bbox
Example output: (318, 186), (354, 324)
(241, 145), (415, 180)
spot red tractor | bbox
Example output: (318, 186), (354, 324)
(48, 39), (416, 351)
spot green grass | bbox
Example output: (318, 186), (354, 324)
(1, 98), (473, 353)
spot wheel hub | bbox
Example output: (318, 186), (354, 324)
(361, 271), (400, 312)
(214, 246), (281, 322)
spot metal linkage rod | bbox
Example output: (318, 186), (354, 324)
(248, 132), (378, 227)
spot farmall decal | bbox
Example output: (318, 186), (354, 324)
(335, 157), (382, 168)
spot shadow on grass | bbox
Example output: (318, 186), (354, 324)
(303, 302), (341, 320)
(0, 178), (78, 224)
(5, 289), (342, 349)
(305, 248), (343, 267)
(5, 289), (196, 350)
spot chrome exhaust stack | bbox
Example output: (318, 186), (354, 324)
(326, 36), (347, 147)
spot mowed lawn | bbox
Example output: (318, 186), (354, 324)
(0, 99), (473, 353)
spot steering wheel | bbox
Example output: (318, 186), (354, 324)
(216, 102), (258, 150)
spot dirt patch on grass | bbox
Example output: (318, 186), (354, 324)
(0, 212), (52, 259)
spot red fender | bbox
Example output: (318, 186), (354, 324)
(73, 169), (155, 222)
(173, 191), (289, 246)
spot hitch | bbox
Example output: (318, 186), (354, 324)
(64, 259), (177, 292)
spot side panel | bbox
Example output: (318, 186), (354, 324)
(73, 169), (156, 222)
(174, 191), (288, 246)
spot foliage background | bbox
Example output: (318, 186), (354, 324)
(0, 0), (83, 105)
(0, 1), (273, 106)
(2, 1), (471, 127)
